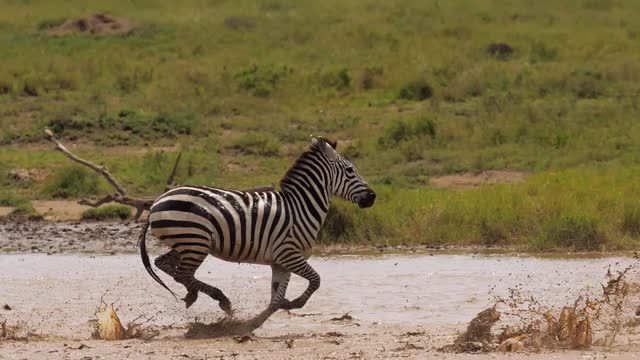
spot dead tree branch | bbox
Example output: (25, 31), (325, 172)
(165, 153), (182, 192)
(44, 128), (275, 220)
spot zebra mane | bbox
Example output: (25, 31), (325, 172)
(279, 137), (338, 189)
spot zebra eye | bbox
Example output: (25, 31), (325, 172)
(346, 166), (355, 173)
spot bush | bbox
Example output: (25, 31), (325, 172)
(398, 80), (433, 101)
(542, 215), (606, 251)
(486, 42), (514, 60)
(96, 110), (200, 144)
(234, 64), (293, 97)
(530, 41), (558, 63)
(320, 68), (351, 90)
(361, 66), (383, 90)
(622, 204), (640, 237)
(379, 116), (436, 147)
(233, 132), (281, 156)
(37, 18), (66, 30)
(82, 205), (131, 220)
(42, 166), (101, 198)
(318, 204), (357, 243)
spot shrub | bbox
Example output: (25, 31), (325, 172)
(622, 204), (640, 237)
(398, 80), (433, 101)
(530, 41), (558, 63)
(82, 205), (131, 220)
(486, 42), (514, 60)
(37, 18), (66, 31)
(47, 115), (93, 135)
(542, 215), (606, 251)
(233, 132), (281, 156)
(379, 116), (436, 146)
(11, 201), (41, 220)
(320, 68), (351, 90)
(223, 16), (256, 30)
(96, 110), (200, 143)
(361, 66), (383, 90)
(568, 70), (605, 99)
(583, 0), (617, 11)
(235, 64), (292, 97)
(0, 192), (28, 207)
(42, 166), (101, 198)
(318, 204), (357, 243)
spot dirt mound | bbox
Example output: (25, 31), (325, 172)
(429, 170), (527, 189)
(45, 13), (134, 36)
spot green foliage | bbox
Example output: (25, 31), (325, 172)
(622, 204), (640, 237)
(233, 132), (281, 156)
(530, 41), (558, 63)
(234, 64), (293, 97)
(2, 0), (640, 250)
(379, 116), (436, 147)
(82, 205), (131, 220)
(319, 68), (351, 91)
(540, 215), (606, 251)
(42, 166), (102, 198)
(0, 192), (29, 207)
(398, 80), (433, 101)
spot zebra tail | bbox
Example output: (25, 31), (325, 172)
(139, 219), (178, 300)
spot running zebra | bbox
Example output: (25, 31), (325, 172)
(139, 137), (376, 317)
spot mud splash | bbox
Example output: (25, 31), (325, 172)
(441, 259), (640, 353)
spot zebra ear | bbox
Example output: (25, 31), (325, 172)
(312, 137), (337, 162)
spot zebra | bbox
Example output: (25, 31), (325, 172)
(139, 137), (376, 321)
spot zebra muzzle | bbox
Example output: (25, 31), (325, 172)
(357, 189), (376, 208)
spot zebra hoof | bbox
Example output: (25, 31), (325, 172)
(219, 301), (233, 317)
(279, 299), (294, 310)
(183, 290), (198, 308)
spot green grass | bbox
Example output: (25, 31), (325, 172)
(82, 205), (131, 220)
(319, 165), (640, 251)
(1, 0), (640, 250)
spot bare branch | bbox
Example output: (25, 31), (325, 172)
(165, 152), (182, 192)
(44, 128), (276, 221)
(45, 129), (128, 196)
(78, 194), (116, 207)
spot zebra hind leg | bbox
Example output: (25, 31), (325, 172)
(154, 249), (181, 277)
(276, 255), (320, 310)
(154, 249), (199, 307)
(173, 253), (233, 316)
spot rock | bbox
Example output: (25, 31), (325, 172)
(2, 304), (11, 311)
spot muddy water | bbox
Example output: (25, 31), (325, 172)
(1, 253), (636, 340)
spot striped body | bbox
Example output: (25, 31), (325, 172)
(140, 137), (376, 322)
(150, 186), (308, 265)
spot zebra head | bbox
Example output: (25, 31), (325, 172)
(311, 137), (376, 209)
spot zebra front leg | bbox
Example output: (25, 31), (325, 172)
(243, 265), (292, 330)
(277, 256), (320, 310)
(269, 265), (291, 310)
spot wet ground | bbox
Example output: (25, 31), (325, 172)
(3, 249), (640, 359)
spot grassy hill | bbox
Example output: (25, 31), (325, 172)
(2, 0), (640, 250)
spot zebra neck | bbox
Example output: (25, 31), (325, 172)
(280, 185), (331, 242)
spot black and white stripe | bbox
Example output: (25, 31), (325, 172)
(140, 137), (376, 318)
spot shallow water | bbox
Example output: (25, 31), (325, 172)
(1, 253), (636, 340)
